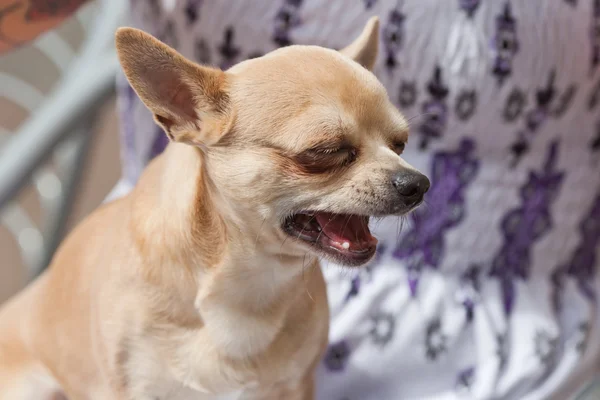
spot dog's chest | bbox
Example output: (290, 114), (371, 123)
(141, 350), (309, 400)
(129, 306), (322, 399)
(128, 262), (328, 399)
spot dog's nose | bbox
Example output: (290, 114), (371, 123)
(392, 171), (430, 206)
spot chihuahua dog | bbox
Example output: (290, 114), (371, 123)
(0, 17), (429, 400)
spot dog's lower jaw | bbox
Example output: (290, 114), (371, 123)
(281, 211), (378, 267)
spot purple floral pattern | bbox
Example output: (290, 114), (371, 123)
(588, 78), (600, 110)
(591, 121), (600, 153)
(418, 66), (450, 149)
(509, 72), (572, 166)
(393, 139), (479, 296)
(363, 0), (377, 9)
(194, 39), (211, 64)
(184, 0), (202, 24)
(425, 318), (447, 360)
(370, 312), (396, 347)
(503, 87), (527, 122)
(218, 27), (241, 70)
(509, 133), (529, 165)
(491, 3), (519, 85)
(576, 322), (591, 354)
(551, 85), (577, 117)
(382, 2), (406, 70)
(273, 0), (303, 47)
(591, 0), (600, 71)
(490, 141), (565, 314)
(535, 330), (559, 369)
(324, 341), (351, 372)
(524, 71), (557, 133)
(552, 191), (600, 306)
(346, 276), (361, 301)
(459, 0), (480, 18)
(398, 80), (417, 108)
(496, 333), (509, 370)
(345, 263), (374, 302)
(459, 264), (482, 322)
(456, 366), (475, 391)
(455, 89), (477, 121)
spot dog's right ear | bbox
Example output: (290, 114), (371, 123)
(115, 28), (230, 147)
(339, 16), (379, 71)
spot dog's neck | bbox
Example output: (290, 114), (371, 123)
(129, 142), (312, 357)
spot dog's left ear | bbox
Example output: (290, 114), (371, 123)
(339, 16), (379, 71)
(115, 28), (231, 147)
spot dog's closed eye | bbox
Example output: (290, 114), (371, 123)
(293, 145), (357, 174)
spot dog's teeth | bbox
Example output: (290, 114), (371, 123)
(342, 242), (350, 249)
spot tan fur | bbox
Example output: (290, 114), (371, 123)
(0, 17), (424, 399)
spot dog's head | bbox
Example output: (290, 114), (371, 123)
(116, 17), (429, 267)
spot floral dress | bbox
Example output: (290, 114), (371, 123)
(111, 1), (600, 399)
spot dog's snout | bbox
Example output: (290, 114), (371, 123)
(392, 171), (430, 206)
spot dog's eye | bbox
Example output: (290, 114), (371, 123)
(392, 142), (406, 155)
(293, 146), (357, 174)
(320, 146), (357, 162)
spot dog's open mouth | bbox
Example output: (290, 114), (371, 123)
(283, 212), (378, 265)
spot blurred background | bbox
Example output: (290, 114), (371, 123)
(0, 0), (124, 302)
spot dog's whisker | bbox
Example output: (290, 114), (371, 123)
(278, 214), (318, 263)
(405, 111), (434, 124)
(301, 253), (315, 303)
(313, 216), (336, 246)
(394, 215), (410, 247)
(340, 214), (353, 241)
(296, 215), (318, 241)
(278, 236), (291, 263)
(253, 217), (268, 251)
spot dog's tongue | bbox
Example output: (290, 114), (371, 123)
(314, 212), (377, 249)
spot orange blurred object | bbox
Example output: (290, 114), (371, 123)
(0, 0), (88, 54)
